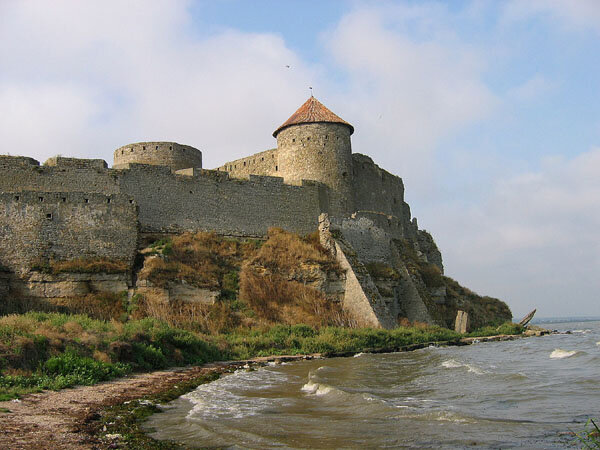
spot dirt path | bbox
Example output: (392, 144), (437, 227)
(0, 355), (316, 450)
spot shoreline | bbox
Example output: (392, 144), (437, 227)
(0, 331), (551, 449)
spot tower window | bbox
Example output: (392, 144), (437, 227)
(107, 198), (111, 204)
(129, 199), (134, 204)
(342, 172), (348, 177)
(121, 150), (124, 155)
(156, 145), (159, 150)
(84, 198), (89, 204)
(325, 135), (328, 139)
(169, 146), (172, 150)
(243, 162), (246, 166)
(307, 137), (310, 141)
(14, 196), (19, 201)
(143, 146), (146, 150)
(46, 213), (53, 220)
(261, 157), (264, 161)
(292, 138), (295, 142)
(275, 165), (278, 171)
(38, 196), (44, 202)
(61, 197), (66, 202)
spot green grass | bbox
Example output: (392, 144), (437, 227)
(466, 322), (524, 337)
(575, 419), (600, 449)
(0, 312), (521, 401)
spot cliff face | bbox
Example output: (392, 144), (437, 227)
(319, 213), (511, 331)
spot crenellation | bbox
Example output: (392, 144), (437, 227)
(218, 148), (278, 178)
(0, 155), (40, 168)
(44, 156), (108, 170)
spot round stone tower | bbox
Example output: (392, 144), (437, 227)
(113, 142), (202, 171)
(273, 96), (354, 217)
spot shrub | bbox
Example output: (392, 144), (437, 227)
(365, 262), (400, 280)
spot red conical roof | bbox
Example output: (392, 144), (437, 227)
(273, 96), (354, 137)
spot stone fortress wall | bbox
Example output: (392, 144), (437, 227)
(217, 148), (278, 178)
(0, 155), (324, 240)
(0, 191), (138, 276)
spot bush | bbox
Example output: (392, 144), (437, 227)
(365, 262), (400, 280)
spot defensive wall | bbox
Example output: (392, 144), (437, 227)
(218, 148), (278, 178)
(0, 155), (325, 239)
(0, 150), (419, 241)
(0, 191), (138, 275)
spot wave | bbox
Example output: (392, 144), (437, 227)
(353, 352), (365, 357)
(549, 349), (580, 359)
(301, 380), (338, 396)
(441, 359), (486, 374)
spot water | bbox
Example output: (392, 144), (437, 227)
(145, 321), (600, 448)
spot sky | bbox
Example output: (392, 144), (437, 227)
(1, 0), (599, 318)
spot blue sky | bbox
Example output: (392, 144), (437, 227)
(1, 0), (599, 318)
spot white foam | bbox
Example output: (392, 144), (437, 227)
(596, 341), (600, 346)
(441, 359), (462, 369)
(441, 359), (485, 374)
(550, 349), (578, 359)
(301, 381), (335, 396)
(353, 352), (365, 357)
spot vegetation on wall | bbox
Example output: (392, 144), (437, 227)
(393, 238), (511, 329)
(31, 258), (129, 275)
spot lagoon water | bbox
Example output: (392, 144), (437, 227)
(146, 321), (600, 448)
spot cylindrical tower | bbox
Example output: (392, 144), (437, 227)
(113, 142), (202, 171)
(273, 97), (354, 217)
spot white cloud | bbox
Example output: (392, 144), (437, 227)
(504, 0), (600, 34)
(435, 147), (600, 318)
(322, 4), (498, 194)
(0, 0), (318, 166)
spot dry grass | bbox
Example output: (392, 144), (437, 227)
(32, 258), (129, 274)
(250, 228), (336, 274)
(130, 293), (237, 335)
(239, 269), (350, 328)
(137, 232), (260, 289)
(0, 293), (126, 322)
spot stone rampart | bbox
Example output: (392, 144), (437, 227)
(0, 156), (120, 195)
(0, 191), (138, 275)
(118, 165), (322, 236)
(0, 158), (324, 238)
(0, 156), (40, 169)
(218, 148), (278, 178)
(352, 153), (411, 223)
(44, 156), (108, 170)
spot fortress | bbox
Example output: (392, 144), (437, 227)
(0, 97), (510, 329)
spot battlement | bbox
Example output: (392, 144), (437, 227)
(44, 156), (108, 170)
(175, 167), (230, 181)
(218, 148), (279, 179)
(0, 155), (40, 168)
